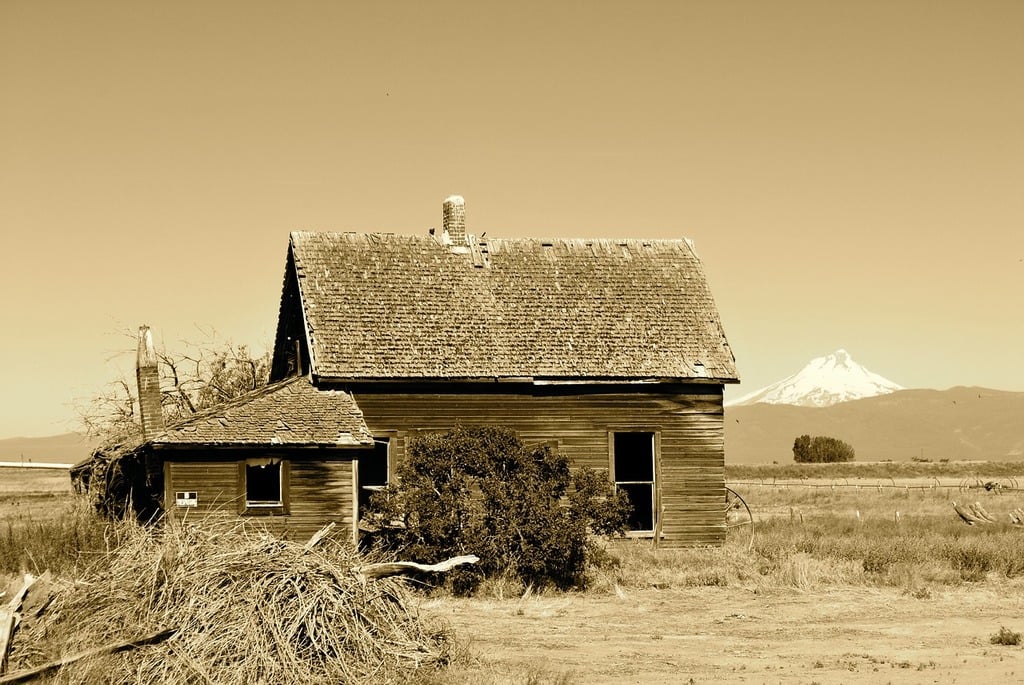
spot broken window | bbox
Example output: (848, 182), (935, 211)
(245, 458), (284, 509)
(612, 432), (657, 532)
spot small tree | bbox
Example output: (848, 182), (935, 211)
(365, 426), (632, 594)
(75, 329), (271, 520)
(793, 434), (855, 463)
(77, 330), (271, 447)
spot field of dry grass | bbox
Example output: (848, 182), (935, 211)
(4, 463), (1024, 683)
(0, 466), (74, 520)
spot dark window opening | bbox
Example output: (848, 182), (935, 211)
(358, 439), (390, 519)
(246, 460), (282, 506)
(613, 432), (656, 532)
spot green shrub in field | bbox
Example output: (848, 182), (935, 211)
(364, 426), (632, 594)
(793, 434), (855, 463)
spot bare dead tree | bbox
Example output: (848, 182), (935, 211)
(76, 328), (271, 447)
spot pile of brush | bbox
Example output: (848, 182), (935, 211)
(7, 520), (454, 684)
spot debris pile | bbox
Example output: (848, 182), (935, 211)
(4, 521), (455, 684)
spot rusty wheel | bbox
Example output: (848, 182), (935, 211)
(725, 486), (754, 550)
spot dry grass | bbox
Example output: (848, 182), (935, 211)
(726, 460), (1024, 481)
(6, 463), (1024, 682)
(9, 519), (455, 684)
(0, 466), (75, 522)
(590, 471), (1024, 594)
(0, 497), (109, 577)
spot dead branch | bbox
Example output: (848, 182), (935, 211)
(0, 628), (177, 685)
(352, 555), (480, 581)
(302, 523), (335, 553)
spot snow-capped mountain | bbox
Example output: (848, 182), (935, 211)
(726, 349), (903, 408)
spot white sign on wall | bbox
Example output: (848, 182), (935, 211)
(175, 491), (198, 507)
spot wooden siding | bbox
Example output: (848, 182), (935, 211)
(286, 460), (355, 542)
(349, 384), (725, 547)
(163, 454), (355, 543)
(163, 461), (239, 522)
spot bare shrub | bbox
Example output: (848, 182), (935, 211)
(990, 626), (1022, 646)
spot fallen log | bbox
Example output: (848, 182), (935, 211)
(0, 628), (177, 685)
(352, 555), (480, 581)
(952, 501), (985, 525)
(970, 502), (997, 523)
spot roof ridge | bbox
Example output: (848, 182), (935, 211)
(291, 230), (694, 245)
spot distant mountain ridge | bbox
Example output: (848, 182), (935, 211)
(725, 386), (1024, 463)
(727, 349), (903, 408)
(0, 432), (98, 465)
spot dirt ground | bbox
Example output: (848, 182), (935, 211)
(426, 584), (1024, 684)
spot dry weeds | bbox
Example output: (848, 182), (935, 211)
(8, 519), (454, 684)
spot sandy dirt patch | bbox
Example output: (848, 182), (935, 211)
(426, 584), (1024, 684)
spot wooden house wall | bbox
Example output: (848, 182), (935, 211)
(349, 384), (726, 547)
(163, 461), (238, 521)
(162, 455), (355, 543)
(287, 460), (355, 542)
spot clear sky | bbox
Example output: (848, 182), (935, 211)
(2, 0), (1022, 438)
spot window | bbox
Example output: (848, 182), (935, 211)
(357, 438), (390, 521)
(241, 458), (288, 514)
(611, 432), (657, 532)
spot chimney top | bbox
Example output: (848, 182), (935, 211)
(442, 195), (468, 249)
(137, 325), (158, 368)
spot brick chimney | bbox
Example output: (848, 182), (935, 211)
(136, 325), (165, 440)
(442, 195), (467, 248)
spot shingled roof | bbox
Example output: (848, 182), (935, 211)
(277, 232), (738, 382)
(149, 376), (373, 447)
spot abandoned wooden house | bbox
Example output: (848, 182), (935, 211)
(93, 196), (739, 546)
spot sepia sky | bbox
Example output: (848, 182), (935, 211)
(2, 0), (1022, 437)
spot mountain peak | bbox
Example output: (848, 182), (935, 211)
(726, 350), (903, 408)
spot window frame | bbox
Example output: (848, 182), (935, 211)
(238, 457), (290, 516)
(357, 436), (391, 514)
(608, 428), (661, 536)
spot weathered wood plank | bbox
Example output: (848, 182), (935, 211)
(353, 387), (727, 547)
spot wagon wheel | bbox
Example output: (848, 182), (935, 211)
(725, 486), (754, 551)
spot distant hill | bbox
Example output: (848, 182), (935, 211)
(725, 386), (1024, 464)
(0, 432), (99, 465)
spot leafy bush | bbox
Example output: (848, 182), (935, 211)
(793, 434), (855, 463)
(364, 426), (631, 594)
